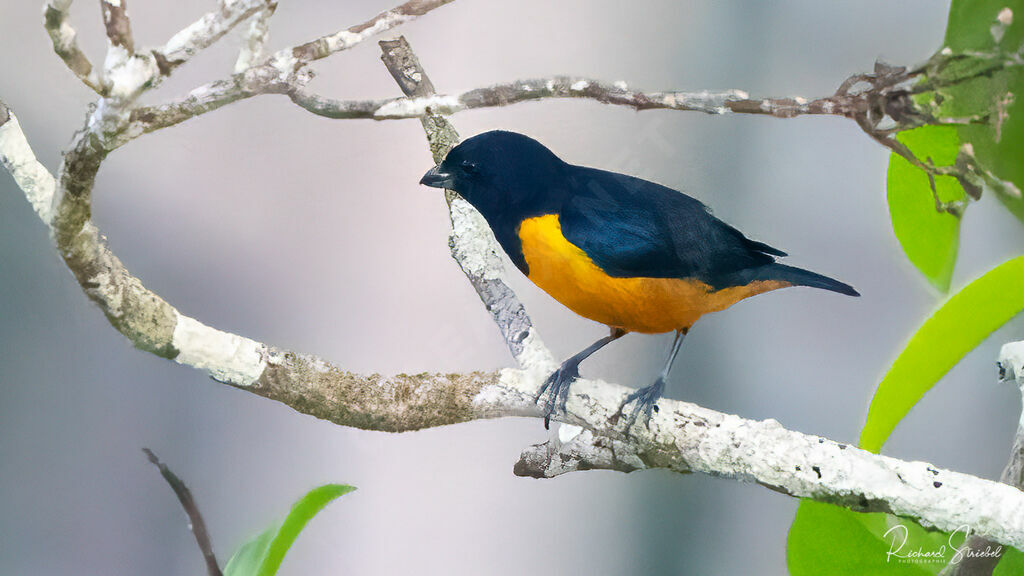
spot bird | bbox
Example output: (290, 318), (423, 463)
(420, 130), (858, 430)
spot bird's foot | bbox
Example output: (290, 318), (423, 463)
(534, 362), (580, 429)
(617, 377), (666, 433)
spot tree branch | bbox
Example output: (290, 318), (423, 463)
(234, 2), (276, 73)
(139, 65), (1022, 221)
(288, 78), (764, 119)
(111, 0), (455, 148)
(378, 36), (552, 368)
(998, 342), (1024, 489)
(46, 0), (1023, 215)
(0, 100), (57, 224)
(44, 0), (101, 91)
(100, 0), (134, 54)
(286, 0), (455, 66)
(153, 0), (269, 77)
(940, 343), (1024, 576)
(4, 0), (1024, 553)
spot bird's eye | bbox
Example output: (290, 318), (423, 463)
(460, 161), (480, 175)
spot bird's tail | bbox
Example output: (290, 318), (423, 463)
(751, 263), (860, 297)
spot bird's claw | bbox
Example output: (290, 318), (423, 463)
(617, 377), (666, 434)
(535, 363), (580, 429)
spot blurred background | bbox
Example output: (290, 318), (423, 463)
(3, 1), (1023, 574)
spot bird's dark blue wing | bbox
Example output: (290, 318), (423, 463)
(559, 166), (783, 288)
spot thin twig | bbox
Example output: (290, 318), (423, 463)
(153, 0), (269, 77)
(234, 2), (276, 73)
(923, 156), (967, 218)
(143, 449), (222, 576)
(100, 0), (134, 53)
(286, 0), (455, 66)
(127, 35), (1023, 228)
(43, 0), (101, 91)
(379, 36), (550, 366)
(289, 78), (780, 119)
(118, 0), (455, 147)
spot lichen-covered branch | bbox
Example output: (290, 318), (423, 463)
(999, 342), (1024, 490)
(379, 36), (553, 369)
(941, 344), (1024, 576)
(234, 2), (276, 73)
(136, 72), (856, 142)
(288, 78), (761, 119)
(286, 0), (455, 65)
(44, 0), (1020, 215)
(101, 0), (134, 53)
(154, 0), (270, 77)
(43, 0), (101, 91)
(5, 0), (1024, 554)
(141, 58), (1022, 222)
(122, 70), (292, 147)
(108, 0), (455, 148)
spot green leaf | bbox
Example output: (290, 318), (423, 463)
(225, 526), (278, 576)
(788, 501), (932, 575)
(224, 484), (356, 576)
(788, 500), (1022, 575)
(941, 0), (1024, 223)
(945, 0), (1023, 52)
(886, 126), (965, 292)
(859, 255), (1024, 453)
(995, 547), (1024, 575)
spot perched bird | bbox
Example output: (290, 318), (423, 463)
(420, 130), (858, 429)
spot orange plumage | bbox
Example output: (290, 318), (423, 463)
(519, 215), (789, 334)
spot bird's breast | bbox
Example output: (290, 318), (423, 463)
(517, 214), (786, 333)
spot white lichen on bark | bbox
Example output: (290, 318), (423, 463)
(160, 0), (267, 68)
(322, 11), (411, 54)
(1003, 341), (1024, 432)
(102, 45), (158, 100)
(234, 3), (275, 73)
(1001, 341), (1024, 383)
(373, 94), (463, 118)
(0, 111), (56, 224)
(172, 314), (266, 385)
(43, 0), (101, 91)
(505, 367), (1024, 548)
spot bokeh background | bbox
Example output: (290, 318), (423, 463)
(3, 1), (1024, 574)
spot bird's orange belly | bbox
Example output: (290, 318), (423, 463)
(518, 214), (787, 334)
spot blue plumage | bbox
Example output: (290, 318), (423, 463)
(426, 130), (857, 296)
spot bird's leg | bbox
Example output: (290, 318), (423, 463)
(536, 327), (626, 429)
(618, 328), (688, 432)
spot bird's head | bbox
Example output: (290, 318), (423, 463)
(419, 130), (566, 220)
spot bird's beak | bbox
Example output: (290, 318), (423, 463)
(420, 165), (455, 189)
